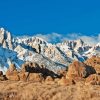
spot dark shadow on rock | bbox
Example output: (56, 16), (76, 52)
(24, 64), (60, 78)
(85, 64), (96, 77)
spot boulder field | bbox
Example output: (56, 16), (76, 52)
(0, 56), (99, 86)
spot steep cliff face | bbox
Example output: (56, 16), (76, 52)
(0, 28), (100, 74)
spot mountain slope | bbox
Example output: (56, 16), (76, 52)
(0, 28), (100, 73)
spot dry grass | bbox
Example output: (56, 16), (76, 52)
(0, 81), (99, 100)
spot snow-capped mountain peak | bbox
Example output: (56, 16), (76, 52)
(0, 28), (100, 74)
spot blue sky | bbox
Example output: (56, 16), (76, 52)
(0, 0), (100, 36)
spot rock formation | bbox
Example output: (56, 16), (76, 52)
(0, 71), (6, 81)
(28, 73), (44, 82)
(85, 56), (100, 74)
(0, 56), (99, 87)
(6, 64), (20, 81)
(85, 74), (100, 85)
(66, 61), (95, 80)
(58, 77), (75, 86)
(45, 76), (54, 82)
(15, 62), (57, 81)
(1, 28), (100, 75)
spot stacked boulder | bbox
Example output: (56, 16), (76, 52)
(84, 56), (100, 85)
(5, 62), (58, 82)
(2, 56), (100, 86)
(85, 56), (100, 74)
(19, 62), (44, 82)
(85, 74), (100, 85)
(66, 61), (96, 79)
(58, 61), (87, 86)
(58, 57), (100, 86)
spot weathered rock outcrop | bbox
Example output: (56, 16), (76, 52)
(28, 73), (44, 82)
(66, 61), (95, 80)
(19, 62), (44, 81)
(85, 74), (100, 85)
(20, 62), (58, 78)
(5, 62), (59, 81)
(45, 76), (54, 82)
(0, 71), (6, 81)
(57, 69), (67, 77)
(3, 56), (100, 86)
(17, 62), (58, 81)
(58, 77), (75, 86)
(85, 56), (100, 74)
(94, 64), (100, 74)
(6, 64), (20, 81)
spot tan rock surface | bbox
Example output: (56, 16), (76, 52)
(28, 73), (44, 82)
(45, 76), (54, 82)
(58, 77), (75, 86)
(85, 56), (100, 74)
(6, 64), (20, 81)
(85, 74), (100, 85)
(67, 61), (87, 78)
(67, 61), (96, 80)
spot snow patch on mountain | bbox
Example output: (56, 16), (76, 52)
(0, 28), (100, 73)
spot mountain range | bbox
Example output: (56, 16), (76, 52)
(0, 28), (100, 73)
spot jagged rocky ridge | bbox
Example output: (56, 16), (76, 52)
(0, 28), (100, 73)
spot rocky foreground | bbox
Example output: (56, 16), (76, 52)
(0, 56), (100, 100)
